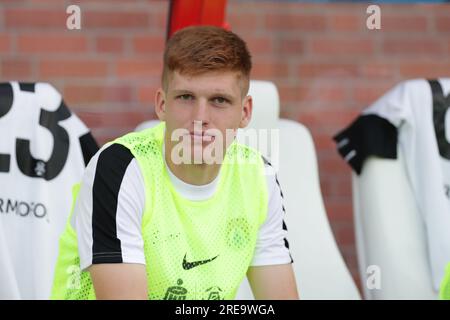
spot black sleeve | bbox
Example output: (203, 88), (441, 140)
(91, 143), (134, 264)
(333, 114), (398, 175)
(79, 132), (99, 167)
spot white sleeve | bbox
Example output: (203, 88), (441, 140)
(363, 81), (413, 127)
(334, 81), (415, 174)
(250, 165), (293, 267)
(72, 143), (146, 271)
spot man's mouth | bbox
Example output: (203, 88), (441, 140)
(187, 131), (215, 143)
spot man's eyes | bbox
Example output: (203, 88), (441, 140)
(177, 94), (194, 100)
(212, 97), (230, 104)
(175, 95), (231, 105)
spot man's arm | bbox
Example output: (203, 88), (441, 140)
(247, 159), (298, 299)
(247, 264), (299, 300)
(74, 144), (147, 299)
(89, 264), (148, 300)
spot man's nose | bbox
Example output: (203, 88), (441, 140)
(192, 98), (210, 125)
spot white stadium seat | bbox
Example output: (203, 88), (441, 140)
(352, 151), (437, 299)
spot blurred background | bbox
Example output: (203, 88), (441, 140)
(1, 0), (450, 293)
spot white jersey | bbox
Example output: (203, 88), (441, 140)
(335, 78), (450, 291)
(72, 142), (293, 272)
(0, 82), (98, 299)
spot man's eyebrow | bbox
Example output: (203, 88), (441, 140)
(213, 92), (235, 100)
(171, 89), (236, 101)
(172, 89), (194, 95)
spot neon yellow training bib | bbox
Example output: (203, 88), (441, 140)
(440, 262), (450, 300)
(51, 122), (268, 300)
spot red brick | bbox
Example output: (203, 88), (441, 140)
(383, 39), (445, 55)
(1, 58), (32, 78)
(313, 133), (338, 150)
(430, 4), (450, 13)
(436, 15), (450, 32)
(69, 0), (148, 3)
(311, 38), (374, 55)
(245, 37), (274, 56)
(116, 59), (162, 78)
(319, 156), (351, 175)
(297, 109), (359, 128)
(381, 15), (428, 32)
(0, 34), (11, 53)
(314, 3), (367, 12)
(399, 62), (450, 78)
(351, 83), (394, 105)
(278, 38), (304, 55)
(358, 63), (396, 79)
(339, 226), (356, 247)
(29, 0), (67, 4)
(252, 61), (290, 79)
(298, 63), (358, 78)
(64, 85), (103, 104)
(320, 177), (353, 198)
(74, 0), (156, 3)
(133, 35), (165, 54)
(227, 13), (260, 31)
(84, 11), (150, 28)
(278, 85), (309, 103)
(325, 201), (354, 221)
(266, 14), (326, 31)
(78, 110), (153, 128)
(277, 79), (350, 104)
(17, 34), (87, 54)
(334, 177), (353, 198)
(138, 85), (160, 103)
(96, 36), (124, 53)
(5, 9), (66, 28)
(328, 14), (362, 32)
(333, 223), (356, 246)
(341, 250), (359, 277)
(149, 9), (168, 31)
(39, 60), (108, 78)
(64, 84), (134, 104)
(304, 86), (348, 103)
(229, 1), (295, 13)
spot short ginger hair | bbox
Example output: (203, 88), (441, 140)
(162, 25), (252, 95)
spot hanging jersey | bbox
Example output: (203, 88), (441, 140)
(0, 82), (98, 299)
(334, 78), (450, 291)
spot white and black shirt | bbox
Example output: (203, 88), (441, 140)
(0, 81), (98, 299)
(72, 143), (293, 272)
(334, 78), (450, 291)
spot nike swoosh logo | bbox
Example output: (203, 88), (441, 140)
(182, 253), (219, 270)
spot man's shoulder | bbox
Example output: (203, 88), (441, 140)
(95, 143), (136, 167)
(84, 143), (138, 187)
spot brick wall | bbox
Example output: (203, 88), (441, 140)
(1, 0), (450, 295)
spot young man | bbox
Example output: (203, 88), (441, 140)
(51, 26), (298, 300)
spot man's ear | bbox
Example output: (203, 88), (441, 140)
(155, 88), (166, 121)
(239, 95), (253, 128)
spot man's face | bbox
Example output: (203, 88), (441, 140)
(155, 70), (252, 164)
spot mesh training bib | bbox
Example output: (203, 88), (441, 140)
(51, 122), (268, 300)
(440, 263), (450, 300)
